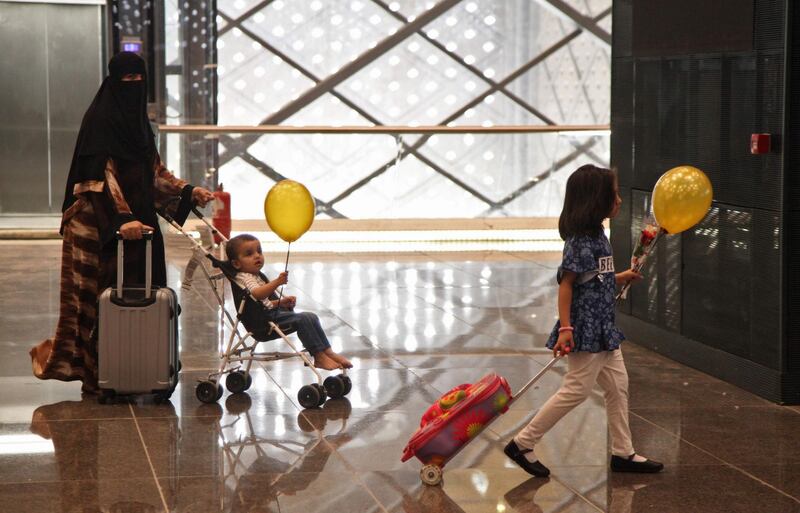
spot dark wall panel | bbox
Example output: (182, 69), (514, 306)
(681, 204), (780, 369)
(612, 0), (797, 402)
(632, 0), (754, 56)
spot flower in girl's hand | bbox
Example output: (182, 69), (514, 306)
(632, 223), (660, 260)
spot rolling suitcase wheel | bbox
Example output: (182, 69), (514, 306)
(420, 464), (443, 486)
(98, 390), (116, 405)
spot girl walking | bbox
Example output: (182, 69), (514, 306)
(504, 164), (663, 477)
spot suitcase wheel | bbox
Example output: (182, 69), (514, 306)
(298, 384), (323, 409)
(226, 371), (248, 394)
(98, 391), (115, 405)
(323, 375), (346, 400)
(420, 464), (443, 486)
(196, 380), (222, 404)
(154, 392), (172, 405)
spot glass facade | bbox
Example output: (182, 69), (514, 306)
(164, 0), (612, 220)
(0, 1), (611, 219)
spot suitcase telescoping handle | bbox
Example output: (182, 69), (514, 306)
(116, 230), (154, 300)
(509, 347), (570, 405)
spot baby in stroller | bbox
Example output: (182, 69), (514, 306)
(226, 234), (352, 371)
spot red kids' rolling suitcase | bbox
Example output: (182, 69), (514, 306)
(97, 232), (180, 403)
(401, 354), (566, 485)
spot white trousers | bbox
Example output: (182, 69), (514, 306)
(515, 348), (635, 458)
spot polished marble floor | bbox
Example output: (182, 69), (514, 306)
(2, 234), (800, 513)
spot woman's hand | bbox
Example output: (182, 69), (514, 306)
(192, 187), (214, 207)
(616, 269), (643, 286)
(119, 221), (154, 240)
(554, 331), (575, 357)
(279, 296), (296, 309)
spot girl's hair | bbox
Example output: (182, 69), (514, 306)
(558, 164), (617, 240)
(225, 233), (259, 262)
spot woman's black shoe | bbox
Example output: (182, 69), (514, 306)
(610, 454), (664, 473)
(504, 440), (550, 477)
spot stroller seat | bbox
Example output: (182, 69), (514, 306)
(187, 252), (351, 409)
(161, 207), (351, 409)
(208, 255), (297, 342)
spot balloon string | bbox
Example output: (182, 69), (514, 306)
(277, 242), (291, 306)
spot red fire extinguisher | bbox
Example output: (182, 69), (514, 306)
(211, 183), (231, 244)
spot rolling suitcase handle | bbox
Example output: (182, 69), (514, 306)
(116, 230), (154, 300)
(509, 346), (571, 405)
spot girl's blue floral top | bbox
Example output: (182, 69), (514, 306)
(545, 232), (624, 353)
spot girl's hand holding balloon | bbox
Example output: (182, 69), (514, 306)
(616, 269), (643, 287)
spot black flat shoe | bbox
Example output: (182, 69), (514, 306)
(504, 440), (550, 477)
(610, 454), (664, 473)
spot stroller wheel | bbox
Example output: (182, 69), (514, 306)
(323, 375), (346, 399)
(225, 392), (252, 414)
(244, 373), (253, 390)
(216, 382), (224, 400)
(340, 374), (352, 396)
(196, 381), (220, 404)
(226, 371), (247, 394)
(420, 464), (443, 486)
(313, 383), (327, 406)
(298, 384), (321, 409)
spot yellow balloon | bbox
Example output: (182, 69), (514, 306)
(652, 166), (713, 234)
(264, 180), (316, 242)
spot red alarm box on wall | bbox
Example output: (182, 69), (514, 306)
(751, 133), (771, 154)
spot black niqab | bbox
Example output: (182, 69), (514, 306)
(62, 52), (155, 212)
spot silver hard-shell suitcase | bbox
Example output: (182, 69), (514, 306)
(97, 232), (179, 402)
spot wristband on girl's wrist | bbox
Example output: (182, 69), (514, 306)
(558, 326), (574, 333)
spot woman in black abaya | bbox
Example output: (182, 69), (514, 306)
(30, 52), (213, 393)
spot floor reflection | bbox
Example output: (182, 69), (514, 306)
(27, 399), (166, 512)
(3, 241), (800, 512)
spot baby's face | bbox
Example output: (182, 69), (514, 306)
(232, 240), (264, 274)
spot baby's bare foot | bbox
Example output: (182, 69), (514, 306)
(313, 353), (341, 370)
(325, 349), (353, 369)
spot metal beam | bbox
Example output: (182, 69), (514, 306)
(322, 9), (612, 208)
(218, 0), (275, 36)
(212, 3), (611, 216)
(158, 124), (610, 134)
(369, 0), (556, 125)
(223, 141), (348, 218)
(487, 138), (601, 214)
(216, 0), (463, 167)
(259, 0), (462, 125)
(534, 0), (611, 46)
